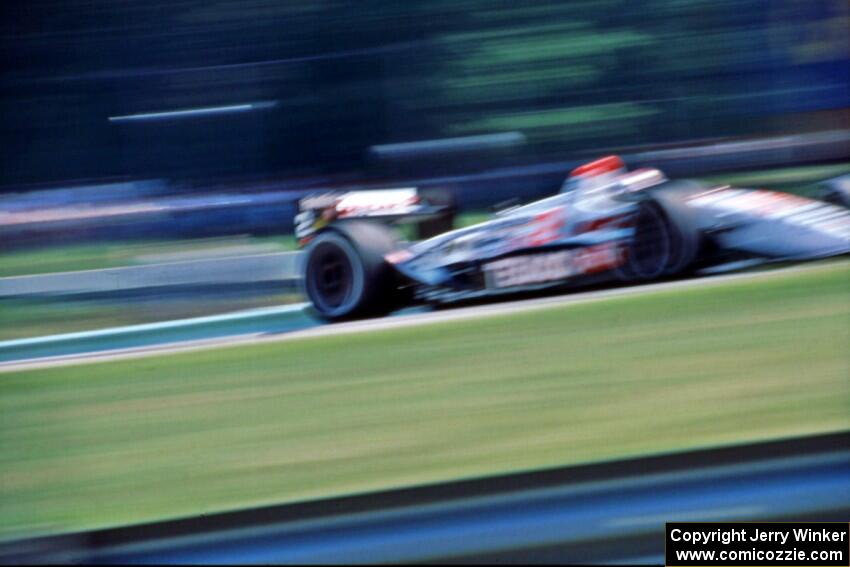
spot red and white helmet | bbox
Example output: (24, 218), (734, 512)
(560, 155), (627, 195)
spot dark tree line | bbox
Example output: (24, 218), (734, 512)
(1, 0), (848, 187)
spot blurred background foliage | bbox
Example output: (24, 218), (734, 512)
(1, 0), (848, 186)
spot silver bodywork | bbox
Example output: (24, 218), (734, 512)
(385, 169), (850, 302)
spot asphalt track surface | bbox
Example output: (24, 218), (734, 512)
(0, 261), (845, 373)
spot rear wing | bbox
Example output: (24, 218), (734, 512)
(295, 187), (455, 245)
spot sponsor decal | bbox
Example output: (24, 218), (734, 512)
(336, 189), (419, 217)
(574, 243), (625, 274)
(574, 213), (630, 235)
(301, 189), (421, 219)
(688, 189), (850, 240)
(517, 207), (566, 248)
(485, 251), (574, 288)
(688, 189), (817, 217)
(484, 243), (623, 289)
(300, 192), (341, 210)
(294, 210), (319, 241)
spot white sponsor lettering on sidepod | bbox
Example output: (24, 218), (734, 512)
(486, 251), (574, 288)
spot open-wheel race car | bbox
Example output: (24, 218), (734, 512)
(295, 156), (850, 321)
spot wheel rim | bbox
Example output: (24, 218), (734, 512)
(307, 243), (354, 310)
(626, 205), (671, 279)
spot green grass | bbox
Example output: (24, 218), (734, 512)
(456, 211), (494, 227)
(1, 262), (848, 539)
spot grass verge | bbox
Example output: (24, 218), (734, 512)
(0, 262), (847, 538)
(0, 236), (297, 279)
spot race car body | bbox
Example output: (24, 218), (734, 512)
(298, 156), (850, 320)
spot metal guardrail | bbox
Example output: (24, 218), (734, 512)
(0, 252), (300, 297)
(1, 431), (847, 564)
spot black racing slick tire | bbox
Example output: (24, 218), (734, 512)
(303, 221), (402, 321)
(618, 181), (703, 281)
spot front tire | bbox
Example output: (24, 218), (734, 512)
(303, 222), (401, 321)
(618, 182), (702, 281)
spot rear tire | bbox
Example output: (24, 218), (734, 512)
(303, 221), (401, 321)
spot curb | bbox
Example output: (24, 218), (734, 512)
(0, 303), (312, 363)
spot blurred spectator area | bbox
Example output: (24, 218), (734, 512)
(1, 0), (849, 188)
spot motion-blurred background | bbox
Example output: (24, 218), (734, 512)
(3, 0), (849, 184)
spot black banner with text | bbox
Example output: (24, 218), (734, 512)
(666, 522), (850, 566)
